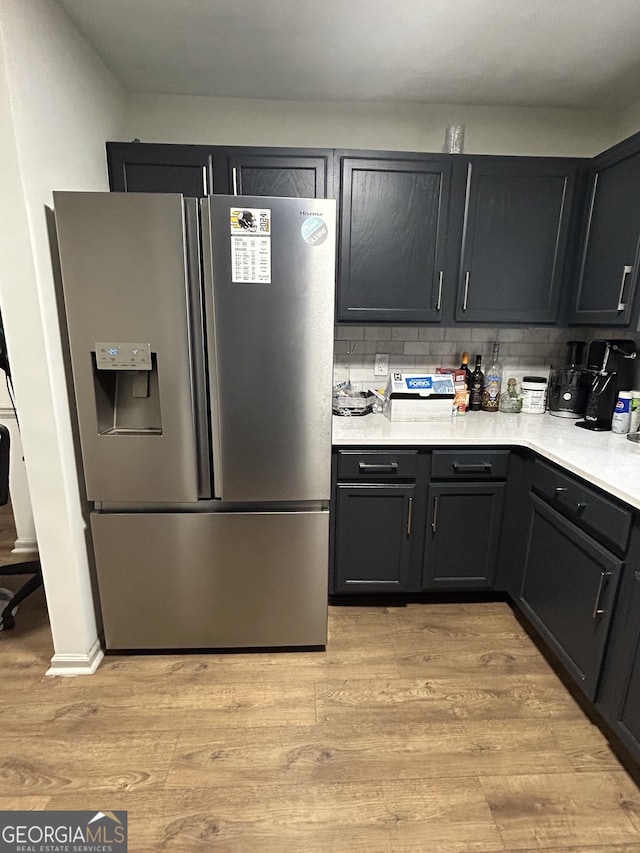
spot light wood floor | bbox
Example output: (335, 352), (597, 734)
(2, 504), (640, 852)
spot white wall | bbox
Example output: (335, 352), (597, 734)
(615, 97), (640, 146)
(0, 0), (125, 673)
(123, 93), (616, 157)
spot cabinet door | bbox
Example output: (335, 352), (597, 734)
(423, 482), (505, 589)
(337, 155), (452, 322)
(107, 142), (227, 197)
(227, 150), (331, 199)
(571, 151), (640, 325)
(334, 483), (418, 593)
(597, 525), (640, 760)
(617, 640), (640, 749)
(456, 158), (576, 323)
(519, 493), (622, 700)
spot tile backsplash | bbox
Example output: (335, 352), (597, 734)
(334, 326), (640, 389)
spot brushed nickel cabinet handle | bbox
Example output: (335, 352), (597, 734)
(202, 166), (209, 196)
(232, 166), (239, 196)
(431, 495), (439, 536)
(358, 462), (398, 473)
(436, 271), (443, 311)
(462, 272), (470, 311)
(407, 497), (413, 537)
(592, 570), (612, 618)
(618, 265), (632, 311)
(453, 462), (492, 473)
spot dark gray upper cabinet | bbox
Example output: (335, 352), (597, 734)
(107, 142), (223, 197)
(227, 150), (331, 199)
(455, 158), (578, 324)
(336, 153), (452, 323)
(107, 142), (331, 200)
(570, 142), (640, 326)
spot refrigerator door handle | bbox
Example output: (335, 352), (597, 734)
(200, 198), (224, 500)
(183, 199), (213, 499)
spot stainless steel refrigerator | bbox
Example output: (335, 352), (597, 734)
(53, 191), (336, 650)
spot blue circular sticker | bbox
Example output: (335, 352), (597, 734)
(301, 216), (328, 246)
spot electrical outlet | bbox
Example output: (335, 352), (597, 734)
(374, 353), (389, 376)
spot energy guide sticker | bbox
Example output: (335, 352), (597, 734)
(230, 207), (271, 283)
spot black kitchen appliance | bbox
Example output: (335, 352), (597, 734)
(575, 339), (637, 431)
(548, 340), (591, 419)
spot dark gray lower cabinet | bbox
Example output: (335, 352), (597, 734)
(596, 524), (640, 761)
(519, 493), (622, 700)
(334, 483), (420, 593)
(600, 571), (640, 755)
(423, 482), (505, 589)
(615, 640), (640, 749)
(332, 447), (507, 594)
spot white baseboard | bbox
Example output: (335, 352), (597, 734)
(11, 538), (38, 556)
(46, 637), (104, 677)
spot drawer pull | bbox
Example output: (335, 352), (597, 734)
(554, 487), (587, 513)
(432, 496), (439, 536)
(358, 462), (398, 473)
(593, 571), (612, 618)
(407, 497), (413, 537)
(436, 271), (444, 311)
(453, 462), (492, 473)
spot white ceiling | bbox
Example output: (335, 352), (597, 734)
(58, 0), (640, 110)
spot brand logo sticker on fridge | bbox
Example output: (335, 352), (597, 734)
(230, 208), (271, 283)
(301, 216), (328, 246)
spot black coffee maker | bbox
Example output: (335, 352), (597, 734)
(575, 339), (637, 431)
(548, 340), (591, 418)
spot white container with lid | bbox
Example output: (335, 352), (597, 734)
(520, 376), (547, 414)
(612, 390), (633, 434)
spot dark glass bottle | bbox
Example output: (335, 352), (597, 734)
(469, 355), (483, 411)
(459, 351), (472, 389)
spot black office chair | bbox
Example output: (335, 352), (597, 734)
(0, 423), (42, 630)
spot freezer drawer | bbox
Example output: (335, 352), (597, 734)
(91, 510), (329, 649)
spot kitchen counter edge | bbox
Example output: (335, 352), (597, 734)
(332, 412), (640, 511)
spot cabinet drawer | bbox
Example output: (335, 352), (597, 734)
(337, 450), (418, 480)
(531, 459), (631, 556)
(431, 449), (510, 479)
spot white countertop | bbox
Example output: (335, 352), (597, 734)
(333, 412), (640, 511)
